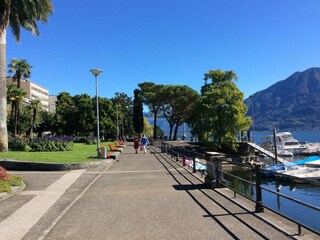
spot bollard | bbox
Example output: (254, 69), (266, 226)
(182, 156), (186, 166)
(192, 149), (196, 173)
(176, 153), (179, 162)
(255, 164), (264, 213)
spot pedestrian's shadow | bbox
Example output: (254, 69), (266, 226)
(173, 184), (207, 191)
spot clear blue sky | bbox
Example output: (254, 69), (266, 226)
(6, 0), (320, 99)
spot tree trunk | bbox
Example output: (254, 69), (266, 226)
(169, 123), (174, 140)
(173, 122), (180, 140)
(30, 108), (37, 142)
(14, 102), (18, 138)
(0, 29), (8, 151)
(153, 112), (157, 139)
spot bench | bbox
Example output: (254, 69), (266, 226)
(108, 144), (122, 152)
(115, 141), (125, 148)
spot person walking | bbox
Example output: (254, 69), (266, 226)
(133, 137), (139, 154)
(140, 134), (149, 154)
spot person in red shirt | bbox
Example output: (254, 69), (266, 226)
(133, 137), (139, 154)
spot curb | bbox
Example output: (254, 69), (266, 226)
(0, 158), (117, 171)
(0, 181), (26, 201)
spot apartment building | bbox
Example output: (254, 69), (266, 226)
(48, 95), (57, 113)
(7, 77), (49, 111)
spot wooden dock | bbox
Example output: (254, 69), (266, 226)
(246, 142), (286, 163)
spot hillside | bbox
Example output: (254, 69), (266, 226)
(245, 67), (320, 131)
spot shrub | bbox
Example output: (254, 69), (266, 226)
(74, 136), (97, 145)
(0, 166), (8, 181)
(29, 140), (73, 152)
(8, 140), (31, 151)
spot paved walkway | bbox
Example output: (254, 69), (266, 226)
(0, 142), (318, 239)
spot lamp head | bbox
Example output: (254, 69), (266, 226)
(90, 69), (103, 77)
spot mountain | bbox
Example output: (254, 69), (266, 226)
(245, 67), (320, 131)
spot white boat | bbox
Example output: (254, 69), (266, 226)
(305, 159), (320, 168)
(278, 149), (293, 157)
(275, 166), (320, 183)
(261, 132), (309, 154)
(273, 156), (320, 183)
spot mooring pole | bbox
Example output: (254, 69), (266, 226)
(273, 128), (278, 164)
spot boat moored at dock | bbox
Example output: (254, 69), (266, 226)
(261, 131), (310, 154)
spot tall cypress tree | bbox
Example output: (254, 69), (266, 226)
(133, 89), (143, 135)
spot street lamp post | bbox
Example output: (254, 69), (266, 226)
(250, 94), (255, 143)
(90, 69), (103, 158)
(122, 116), (124, 141)
(116, 105), (119, 141)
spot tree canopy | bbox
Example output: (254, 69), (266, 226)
(162, 85), (199, 140)
(189, 69), (251, 150)
(138, 82), (165, 139)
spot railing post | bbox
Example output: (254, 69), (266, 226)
(192, 149), (196, 173)
(182, 156), (186, 166)
(205, 152), (225, 189)
(255, 164), (264, 213)
(176, 152), (179, 162)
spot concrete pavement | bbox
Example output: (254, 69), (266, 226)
(0, 142), (318, 239)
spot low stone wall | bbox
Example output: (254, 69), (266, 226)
(0, 158), (114, 171)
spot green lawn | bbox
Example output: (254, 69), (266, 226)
(0, 175), (23, 193)
(0, 142), (115, 163)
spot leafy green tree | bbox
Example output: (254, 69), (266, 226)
(37, 110), (56, 136)
(99, 97), (115, 139)
(189, 69), (251, 150)
(73, 94), (94, 136)
(27, 99), (42, 141)
(17, 105), (33, 137)
(8, 59), (32, 88)
(0, 0), (53, 151)
(138, 82), (165, 139)
(54, 92), (120, 139)
(55, 92), (75, 135)
(142, 118), (153, 137)
(111, 92), (134, 139)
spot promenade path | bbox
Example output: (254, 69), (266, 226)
(0, 142), (318, 239)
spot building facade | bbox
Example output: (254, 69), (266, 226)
(48, 95), (57, 113)
(7, 77), (49, 111)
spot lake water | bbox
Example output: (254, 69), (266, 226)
(150, 118), (320, 232)
(225, 166), (320, 233)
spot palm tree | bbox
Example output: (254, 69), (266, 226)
(8, 59), (32, 88)
(27, 99), (42, 142)
(8, 59), (32, 128)
(6, 85), (26, 138)
(0, 0), (53, 151)
(7, 84), (19, 121)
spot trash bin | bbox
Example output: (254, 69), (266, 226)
(100, 146), (107, 159)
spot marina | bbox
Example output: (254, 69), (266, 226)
(158, 130), (320, 233)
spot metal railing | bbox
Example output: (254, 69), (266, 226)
(154, 140), (207, 177)
(153, 140), (320, 236)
